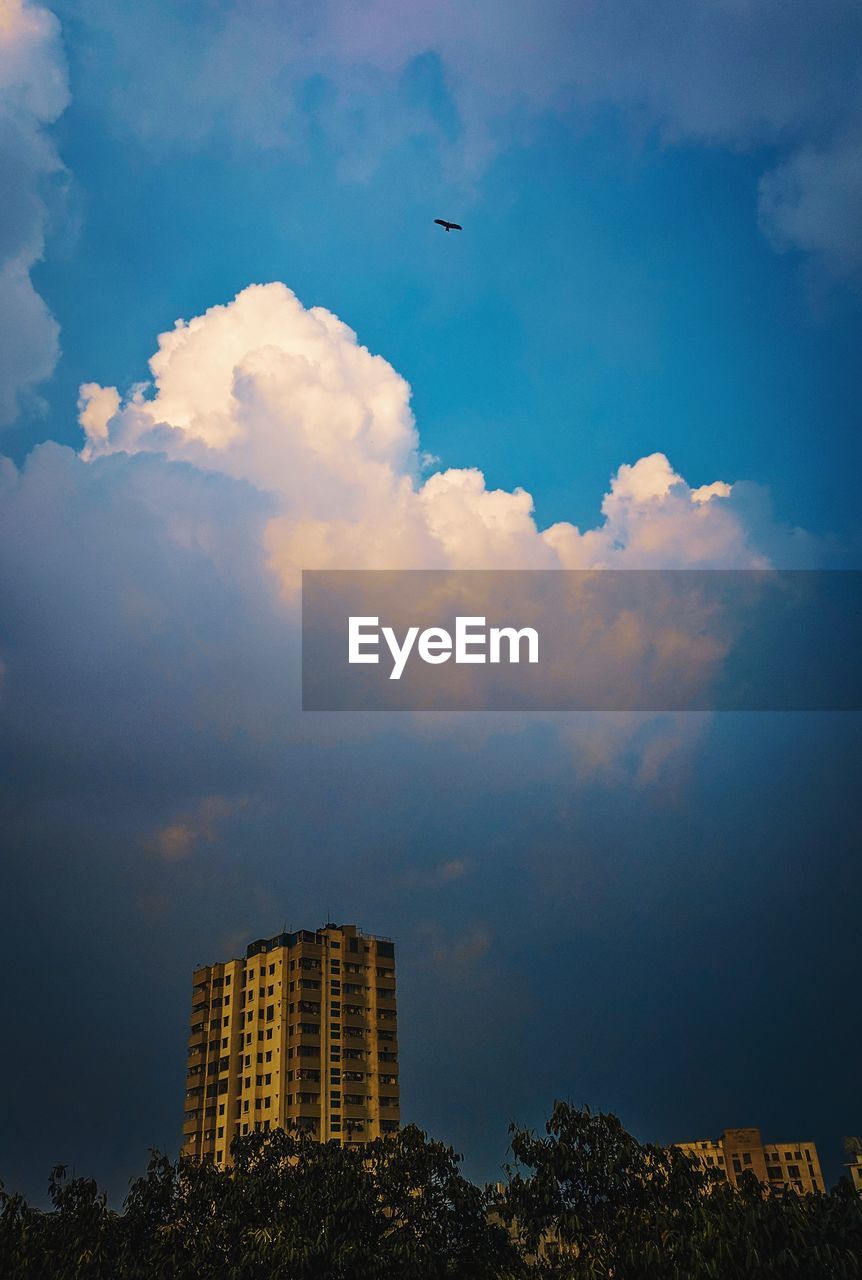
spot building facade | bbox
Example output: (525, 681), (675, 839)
(183, 922), (399, 1167)
(677, 1128), (825, 1195)
(845, 1139), (862, 1195)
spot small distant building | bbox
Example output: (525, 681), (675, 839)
(676, 1127), (825, 1195)
(844, 1138), (862, 1195)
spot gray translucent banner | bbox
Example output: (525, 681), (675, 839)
(301, 570), (862, 712)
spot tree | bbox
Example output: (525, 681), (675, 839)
(0, 1166), (118, 1280)
(1, 1124), (518, 1279)
(500, 1102), (862, 1279)
(501, 1101), (713, 1276)
(4, 1109), (862, 1278)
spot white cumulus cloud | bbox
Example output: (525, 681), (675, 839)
(0, 280), (819, 806)
(79, 282), (789, 589)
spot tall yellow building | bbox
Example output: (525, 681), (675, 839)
(677, 1127), (825, 1195)
(182, 922), (399, 1166)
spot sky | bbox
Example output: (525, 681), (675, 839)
(1, 0), (862, 1201)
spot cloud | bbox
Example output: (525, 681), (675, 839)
(77, 381), (119, 444)
(79, 282), (788, 583)
(759, 129), (862, 271)
(144, 794), (248, 860)
(147, 820), (196, 861)
(64, 0), (862, 270)
(422, 921), (494, 984)
(0, 0), (68, 423)
(403, 858), (472, 889)
(0, 281), (817, 811)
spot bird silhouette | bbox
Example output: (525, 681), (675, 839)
(434, 218), (462, 232)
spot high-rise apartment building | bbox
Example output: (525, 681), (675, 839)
(677, 1128), (825, 1194)
(182, 922), (399, 1167)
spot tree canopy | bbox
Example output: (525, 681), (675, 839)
(2, 1106), (861, 1279)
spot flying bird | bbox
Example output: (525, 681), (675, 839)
(434, 218), (462, 232)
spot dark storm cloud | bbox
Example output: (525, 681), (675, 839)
(1, 437), (861, 1203)
(0, 442), (289, 794)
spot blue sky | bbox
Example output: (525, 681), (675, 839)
(12, 2), (862, 540)
(2, 0), (862, 1201)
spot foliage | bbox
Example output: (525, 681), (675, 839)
(500, 1101), (862, 1279)
(0, 1125), (516, 1280)
(2, 1107), (862, 1278)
